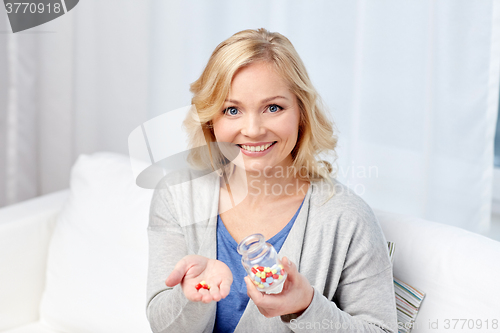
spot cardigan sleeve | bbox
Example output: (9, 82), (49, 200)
(281, 268), (396, 332)
(281, 190), (398, 333)
(145, 181), (215, 333)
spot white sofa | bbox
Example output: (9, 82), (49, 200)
(1, 152), (500, 333)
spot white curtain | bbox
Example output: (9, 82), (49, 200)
(1, 0), (499, 234)
(0, 0), (151, 204)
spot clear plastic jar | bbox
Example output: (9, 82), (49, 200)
(237, 233), (287, 293)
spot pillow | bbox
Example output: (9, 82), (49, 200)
(387, 241), (425, 333)
(39, 152), (153, 333)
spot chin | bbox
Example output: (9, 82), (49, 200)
(243, 160), (278, 173)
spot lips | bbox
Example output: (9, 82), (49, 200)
(236, 141), (277, 152)
(236, 141), (277, 148)
(237, 141), (277, 156)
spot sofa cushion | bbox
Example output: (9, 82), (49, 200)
(39, 152), (154, 333)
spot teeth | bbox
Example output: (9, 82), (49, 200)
(240, 142), (274, 152)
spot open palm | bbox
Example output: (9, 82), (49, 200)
(166, 254), (233, 303)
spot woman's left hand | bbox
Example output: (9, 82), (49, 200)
(244, 256), (314, 318)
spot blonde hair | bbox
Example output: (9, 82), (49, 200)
(183, 28), (339, 202)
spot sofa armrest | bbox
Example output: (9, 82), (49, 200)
(0, 189), (70, 331)
(374, 207), (500, 331)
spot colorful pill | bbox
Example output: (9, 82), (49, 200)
(248, 263), (287, 291)
(197, 280), (210, 290)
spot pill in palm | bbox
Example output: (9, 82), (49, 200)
(195, 280), (210, 290)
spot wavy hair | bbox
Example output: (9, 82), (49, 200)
(182, 28), (339, 201)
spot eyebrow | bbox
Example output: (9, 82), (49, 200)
(224, 96), (288, 105)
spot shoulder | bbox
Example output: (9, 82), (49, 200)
(309, 176), (374, 219)
(155, 167), (216, 190)
(305, 177), (392, 279)
(150, 168), (219, 220)
(153, 168), (218, 199)
(307, 176), (382, 236)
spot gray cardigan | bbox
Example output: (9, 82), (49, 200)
(146, 169), (397, 333)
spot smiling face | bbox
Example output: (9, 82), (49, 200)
(212, 61), (301, 174)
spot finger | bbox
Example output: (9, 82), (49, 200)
(201, 288), (214, 304)
(278, 257), (296, 294)
(244, 276), (264, 303)
(165, 258), (190, 287)
(219, 277), (232, 299)
(281, 256), (292, 269)
(244, 277), (284, 315)
(209, 284), (222, 302)
(281, 256), (296, 279)
(185, 286), (203, 302)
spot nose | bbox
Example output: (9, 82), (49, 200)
(240, 113), (265, 138)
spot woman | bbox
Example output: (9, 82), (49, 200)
(146, 28), (397, 332)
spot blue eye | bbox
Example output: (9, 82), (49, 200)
(223, 107), (239, 116)
(268, 104), (283, 113)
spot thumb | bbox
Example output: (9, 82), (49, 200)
(281, 256), (297, 278)
(219, 275), (233, 298)
(165, 258), (189, 287)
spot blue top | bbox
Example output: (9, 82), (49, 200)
(213, 197), (305, 333)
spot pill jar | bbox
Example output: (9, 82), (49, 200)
(237, 233), (287, 293)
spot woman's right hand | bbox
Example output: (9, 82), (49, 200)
(165, 254), (233, 303)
